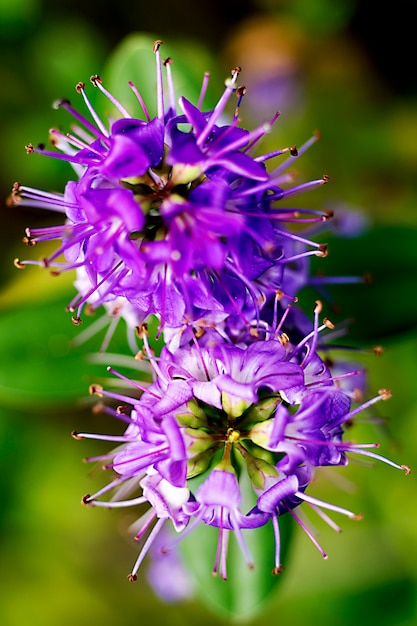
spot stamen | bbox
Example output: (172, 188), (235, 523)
(333, 390), (392, 426)
(71, 431), (137, 443)
(238, 175), (329, 199)
(25, 143), (98, 165)
(153, 40), (165, 121)
(82, 476), (134, 502)
(90, 75), (131, 118)
(87, 496), (146, 508)
(304, 369), (364, 389)
(270, 131), (320, 177)
(129, 517), (166, 580)
(49, 128), (102, 156)
(307, 504), (343, 533)
(212, 122), (271, 159)
(213, 510), (226, 578)
(271, 513), (282, 573)
(274, 303), (292, 335)
(197, 72), (210, 110)
(295, 491), (359, 519)
(255, 145), (298, 163)
(277, 176), (330, 199)
(103, 443), (169, 470)
(128, 81), (151, 121)
(196, 66), (241, 148)
(76, 81), (109, 137)
(344, 445), (410, 473)
(88, 386), (141, 406)
(300, 301), (322, 368)
(233, 85), (246, 122)
(54, 98), (107, 140)
(229, 512), (254, 571)
(105, 366), (151, 395)
(243, 111), (281, 155)
(288, 506), (328, 559)
(163, 57), (176, 115)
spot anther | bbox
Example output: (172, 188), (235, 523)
(231, 66), (242, 76)
(363, 273), (373, 284)
(194, 326), (205, 339)
(351, 513), (364, 521)
(323, 317), (335, 330)
(89, 384), (103, 396)
(53, 98), (71, 108)
(378, 388), (392, 400)
(153, 39), (163, 53)
(92, 402), (106, 414)
(14, 258), (25, 269)
(324, 209), (334, 219)
(90, 75), (102, 86)
(272, 565), (284, 575)
(290, 145), (298, 156)
(236, 85), (246, 98)
(135, 323), (148, 338)
(162, 57), (173, 66)
(227, 429), (241, 443)
(322, 174), (330, 183)
(128, 574), (138, 582)
(373, 346), (384, 357)
(22, 235), (36, 247)
(25, 143), (34, 154)
(7, 188), (19, 206)
(277, 332), (290, 346)
(314, 300), (323, 314)
(71, 430), (84, 440)
(71, 316), (83, 326)
(402, 465), (411, 475)
(81, 494), (92, 505)
(317, 243), (328, 257)
(75, 82), (85, 93)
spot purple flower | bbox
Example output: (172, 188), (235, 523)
(12, 41), (331, 332)
(15, 37), (409, 599)
(76, 311), (409, 581)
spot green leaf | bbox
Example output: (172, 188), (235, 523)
(101, 32), (221, 120)
(0, 292), (151, 410)
(302, 226), (417, 341)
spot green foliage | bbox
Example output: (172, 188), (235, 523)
(304, 226), (417, 341)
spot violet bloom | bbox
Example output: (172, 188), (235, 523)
(12, 40), (331, 332)
(76, 312), (409, 581)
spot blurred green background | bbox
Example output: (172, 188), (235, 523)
(1, 0), (417, 624)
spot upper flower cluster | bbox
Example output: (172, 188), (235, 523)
(12, 40), (331, 341)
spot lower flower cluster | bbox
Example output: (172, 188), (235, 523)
(75, 317), (408, 582)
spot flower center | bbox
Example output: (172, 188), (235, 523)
(183, 392), (283, 481)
